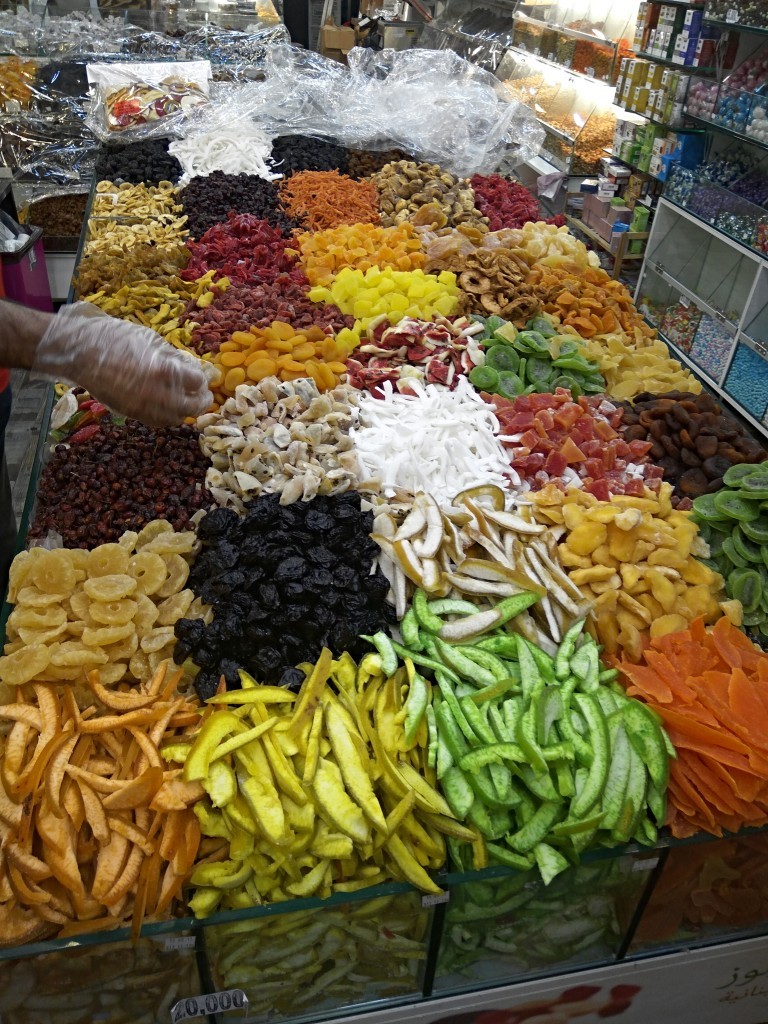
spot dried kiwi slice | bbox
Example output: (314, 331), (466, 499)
(741, 608), (766, 628)
(713, 490), (761, 522)
(730, 526), (764, 564)
(741, 516), (768, 544)
(485, 346), (520, 374)
(692, 493), (731, 524)
(721, 535), (749, 568)
(723, 463), (762, 488)
(707, 531), (725, 558)
(729, 567), (763, 614)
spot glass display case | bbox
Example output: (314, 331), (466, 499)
(495, 47), (617, 171)
(637, 196), (768, 439)
(511, 0), (639, 84)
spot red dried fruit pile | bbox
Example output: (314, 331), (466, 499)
(181, 213), (301, 284)
(487, 389), (662, 499)
(181, 276), (354, 356)
(470, 175), (541, 231)
(345, 317), (479, 393)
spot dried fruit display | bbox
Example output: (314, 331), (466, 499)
(175, 494), (392, 698)
(291, 221), (426, 286)
(181, 213), (300, 284)
(279, 170), (380, 231)
(0, 524), (209, 690)
(372, 160), (487, 230)
(0, 662), (203, 943)
(198, 376), (360, 509)
(29, 422), (212, 549)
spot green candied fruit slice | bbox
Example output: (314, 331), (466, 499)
(485, 345), (520, 373)
(723, 463), (764, 488)
(741, 516), (768, 544)
(526, 357), (554, 386)
(707, 531), (725, 558)
(469, 365), (500, 392)
(497, 371), (525, 399)
(713, 490), (761, 522)
(731, 526), (764, 564)
(728, 567), (763, 614)
(741, 608), (767, 628)
(721, 536), (749, 568)
(692, 493), (731, 524)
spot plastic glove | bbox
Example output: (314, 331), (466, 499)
(34, 303), (212, 427)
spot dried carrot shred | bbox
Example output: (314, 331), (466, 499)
(614, 617), (768, 839)
(279, 171), (380, 232)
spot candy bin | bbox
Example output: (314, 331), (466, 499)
(686, 77), (720, 119)
(688, 181), (724, 225)
(203, 890), (431, 1022)
(730, 168), (768, 208)
(555, 31), (577, 69)
(630, 834), (768, 953)
(715, 84), (754, 133)
(746, 95), (768, 144)
(725, 342), (768, 420)
(433, 856), (655, 994)
(714, 191), (760, 247)
(665, 163), (698, 206)
(572, 38), (615, 82)
(705, 0), (768, 28)
(758, 214), (768, 255)
(689, 314), (736, 382)
(660, 298), (703, 353)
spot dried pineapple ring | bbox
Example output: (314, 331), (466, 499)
(90, 598), (138, 626)
(66, 620), (87, 638)
(99, 662), (128, 685)
(156, 590), (194, 626)
(30, 549), (77, 595)
(140, 627), (176, 653)
(10, 605), (67, 631)
(15, 587), (68, 608)
(128, 553), (167, 596)
(7, 551), (33, 603)
(68, 590), (92, 622)
(67, 549), (90, 574)
(103, 633), (139, 660)
(188, 596), (213, 622)
(44, 664), (85, 681)
(82, 623), (135, 647)
(17, 624), (69, 646)
(50, 642), (109, 668)
(0, 646), (51, 686)
(118, 530), (139, 551)
(133, 593), (160, 631)
(135, 521), (174, 549)
(147, 650), (171, 675)
(86, 544), (130, 578)
(156, 554), (190, 598)
(142, 532), (196, 556)
(83, 574), (137, 603)
(129, 650), (151, 681)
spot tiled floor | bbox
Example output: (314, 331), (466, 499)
(6, 370), (49, 523)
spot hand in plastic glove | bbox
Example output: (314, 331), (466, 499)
(33, 303), (212, 427)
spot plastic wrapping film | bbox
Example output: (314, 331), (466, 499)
(187, 44), (544, 178)
(85, 60), (212, 144)
(0, 9), (139, 58)
(418, 0), (516, 74)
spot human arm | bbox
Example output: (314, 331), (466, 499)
(0, 299), (212, 427)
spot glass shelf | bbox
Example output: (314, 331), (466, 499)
(687, 112), (768, 153)
(635, 49), (718, 72)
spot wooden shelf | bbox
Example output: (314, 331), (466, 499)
(566, 214), (649, 278)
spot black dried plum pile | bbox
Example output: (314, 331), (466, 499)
(271, 135), (351, 177)
(95, 139), (182, 184)
(176, 493), (393, 699)
(179, 172), (299, 239)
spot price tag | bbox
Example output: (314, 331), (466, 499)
(726, 7), (739, 23)
(161, 936), (196, 952)
(171, 990), (248, 1022)
(422, 891), (450, 907)
(585, 66), (595, 78)
(534, 46), (540, 55)
(632, 857), (660, 872)
(547, 51), (555, 61)
(679, 294), (690, 308)
(563, 58), (572, 68)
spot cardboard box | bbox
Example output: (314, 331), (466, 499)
(319, 19), (355, 61)
(607, 205), (632, 226)
(593, 215), (615, 243)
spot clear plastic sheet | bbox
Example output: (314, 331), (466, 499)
(0, 9), (140, 59)
(197, 44), (543, 178)
(86, 60), (211, 144)
(180, 24), (290, 65)
(0, 112), (97, 183)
